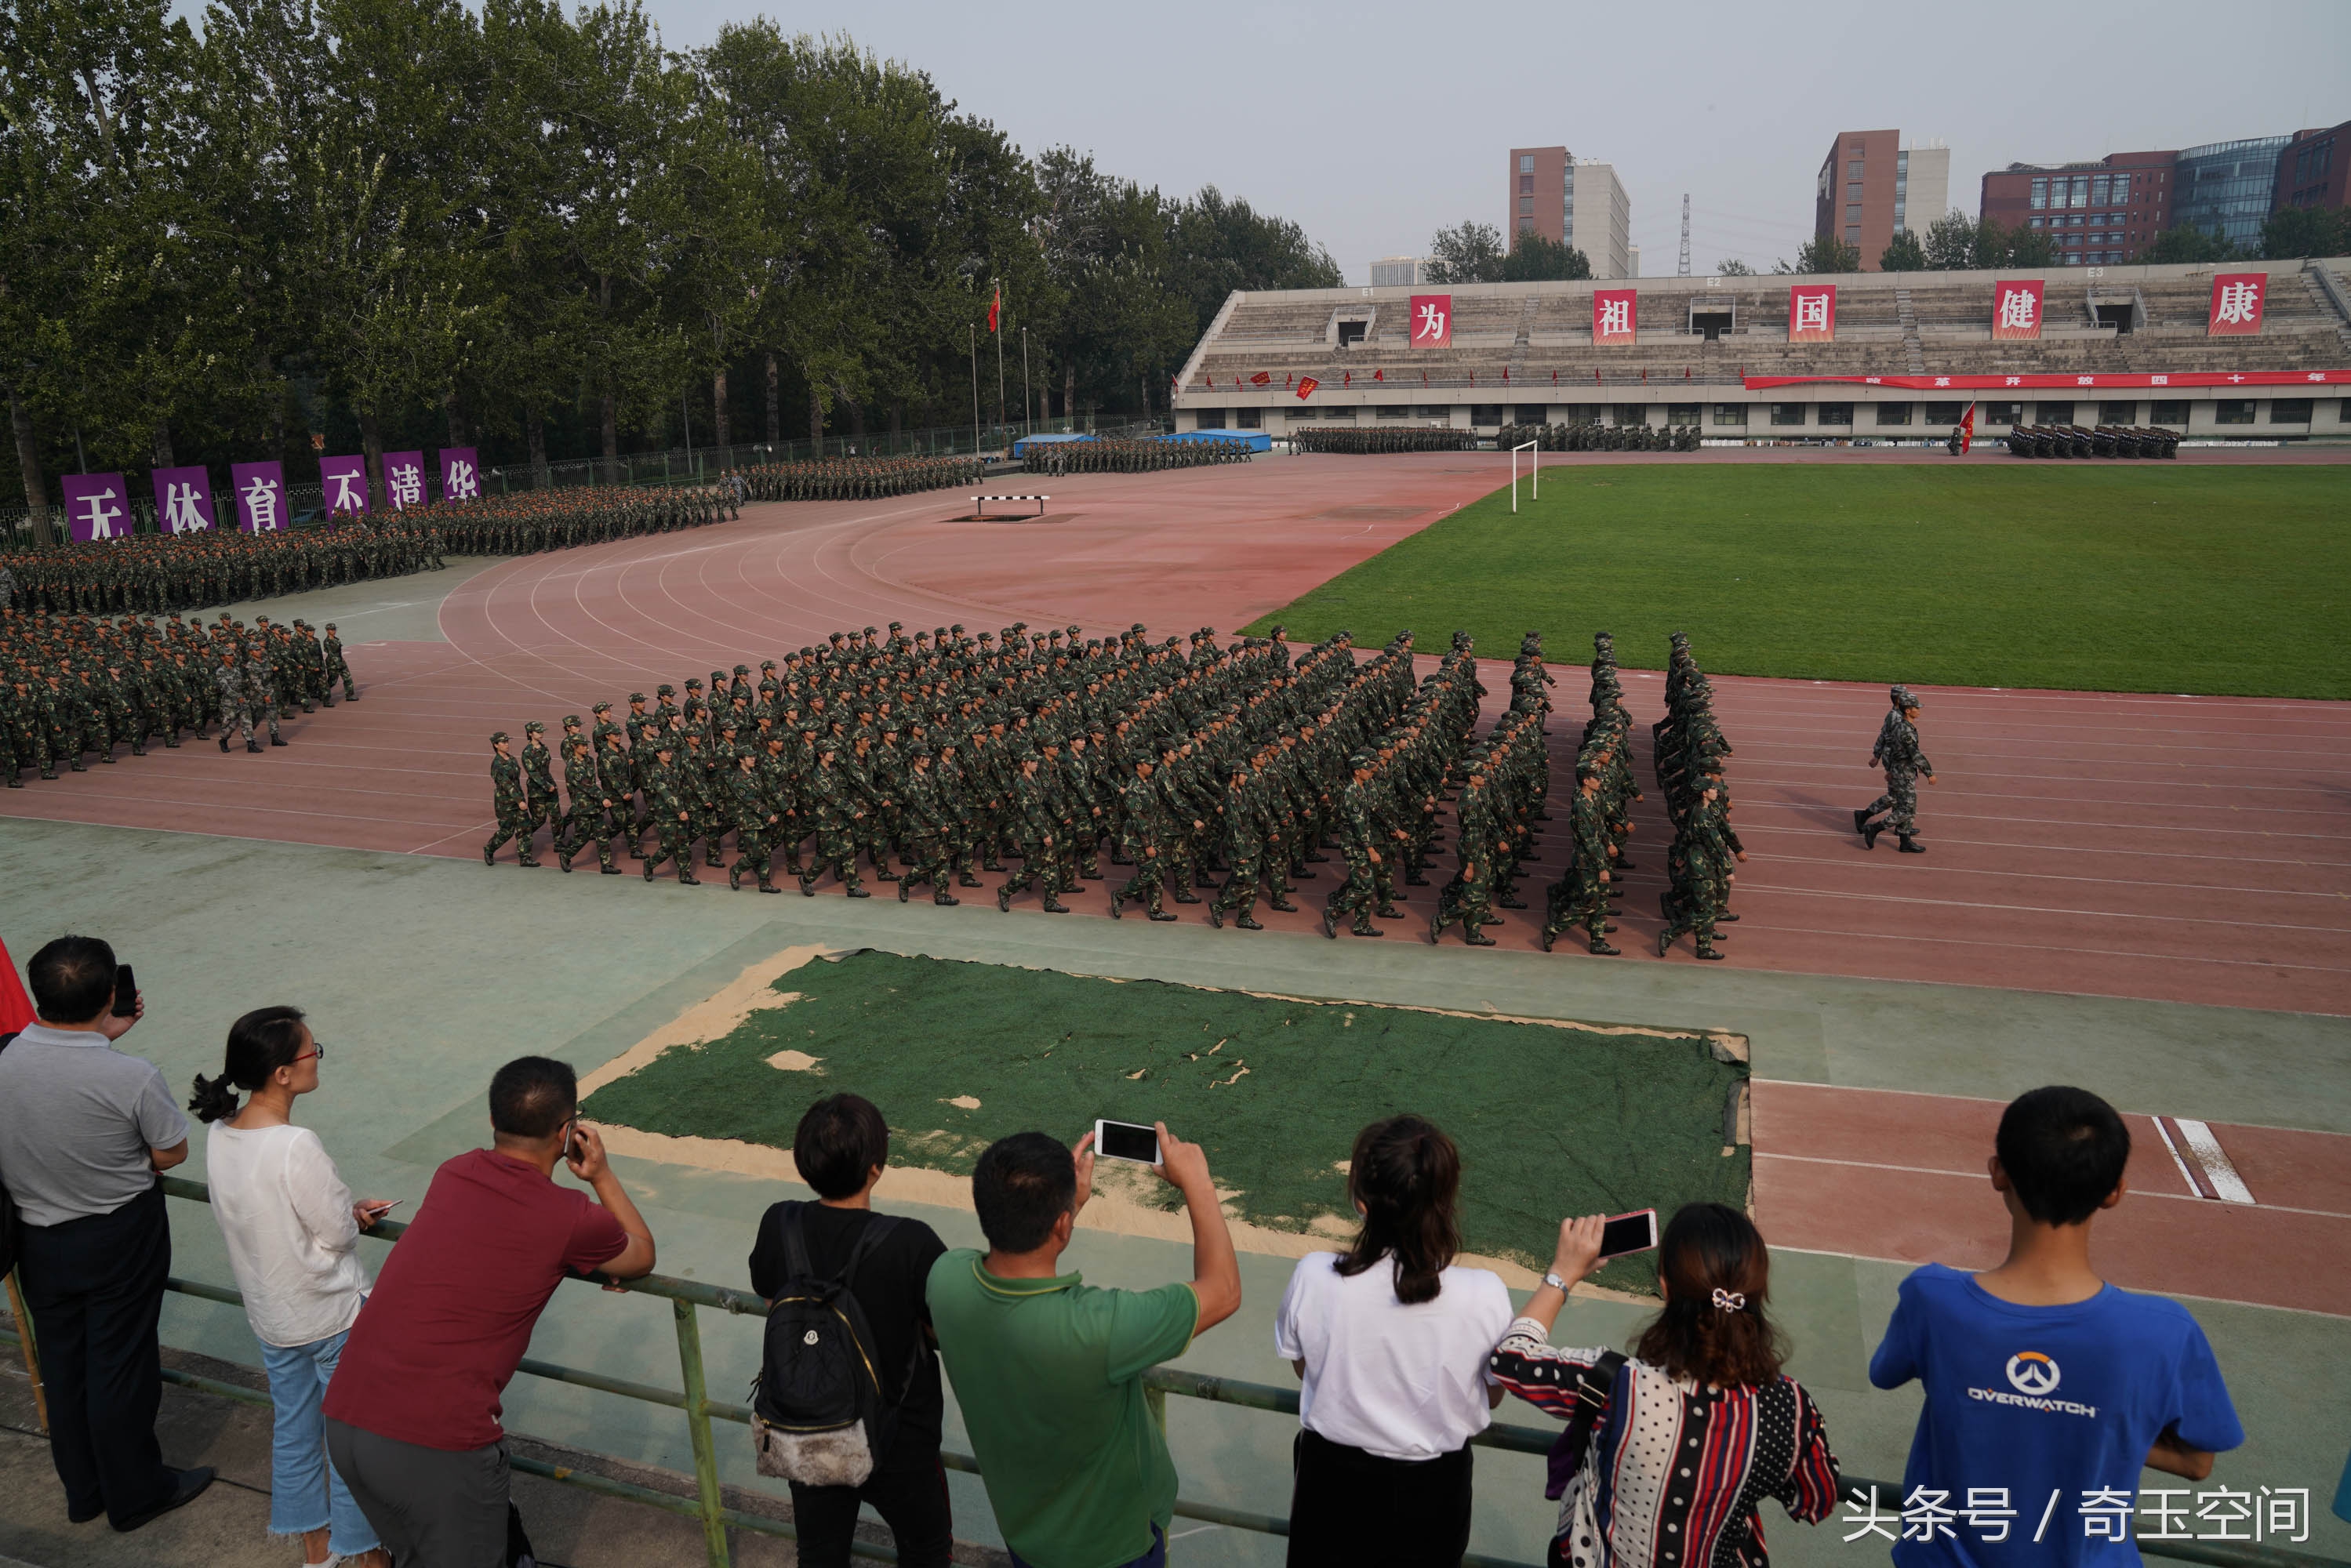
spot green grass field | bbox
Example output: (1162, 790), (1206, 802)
(1246, 464), (2351, 696)
(583, 952), (1747, 1291)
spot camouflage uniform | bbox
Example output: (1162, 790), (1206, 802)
(484, 735), (540, 866)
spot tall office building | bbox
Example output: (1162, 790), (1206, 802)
(1369, 256), (1430, 287)
(1981, 152), (2179, 265)
(1507, 147), (1634, 278)
(1814, 131), (1949, 270)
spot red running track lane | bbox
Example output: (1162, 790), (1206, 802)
(2, 454), (2347, 1014)
(1751, 1080), (2351, 1316)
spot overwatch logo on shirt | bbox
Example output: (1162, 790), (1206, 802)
(1969, 1350), (2096, 1417)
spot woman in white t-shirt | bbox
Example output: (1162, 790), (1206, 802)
(1274, 1115), (1513, 1567)
(191, 1007), (391, 1568)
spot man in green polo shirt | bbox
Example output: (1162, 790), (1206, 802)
(928, 1124), (1240, 1568)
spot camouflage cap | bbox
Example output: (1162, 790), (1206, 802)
(524, 720), (547, 733)
(593, 701), (612, 713)
(490, 730), (511, 744)
(656, 684), (675, 696)
(1891, 685), (1919, 710)
(563, 714), (583, 727)
(629, 691), (648, 703)
(324, 622), (337, 632)
(760, 659), (777, 670)
(732, 664), (750, 675)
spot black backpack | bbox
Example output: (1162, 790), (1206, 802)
(750, 1204), (914, 1488)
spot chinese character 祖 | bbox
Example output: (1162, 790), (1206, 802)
(1964, 1489), (2016, 1543)
(444, 459), (479, 502)
(2138, 1490), (2193, 1541)
(162, 481), (207, 533)
(1902, 1488), (1960, 1542)
(1598, 299), (1631, 337)
(1998, 289), (2040, 332)
(2213, 280), (2261, 326)
(75, 485), (124, 539)
(2080, 1488), (2135, 1541)
(1414, 303), (1447, 341)
(1840, 1485), (1900, 1544)
(242, 475), (280, 531)
(328, 470), (365, 514)
(387, 463), (424, 509)
(2196, 1487), (2255, 1541)
(1793, 292), (1831, 334)
(2259, 1488), (2309, 1544)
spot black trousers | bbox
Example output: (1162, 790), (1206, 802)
(788, 1455), (954, 1568)
(16, 1181), (178, 1526)
(1286, 1427), (1474, 1568)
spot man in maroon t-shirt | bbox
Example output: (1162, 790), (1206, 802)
(325, 1057), (654, 1563)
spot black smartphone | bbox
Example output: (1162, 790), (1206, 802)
(1598, 1208), (1660, 1260)
(1094, 1119), (1161, 1166)
(112, 964), (138, 1019)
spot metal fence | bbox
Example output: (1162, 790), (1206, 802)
(3, 1177), (2340, 1568)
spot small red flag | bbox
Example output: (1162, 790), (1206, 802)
(1343, 371), (1350, 387)
(1551, 370), (1558, 384)
(1502, 367), (1510, 383)
(1250, 371), (1271, 387)
(1960, 401), (1977, 454)
(987, 283), (1001, 333)
(1374, 368), (1386, 382)
(1296, 376), (1319, 401)
(1641, 369), (1648, 384)
(0, 935), (35, 1035)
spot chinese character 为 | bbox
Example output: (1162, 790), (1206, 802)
(444, 459), (479, 502)
(1793, 292), (1831, 334)
(328, 470), (366, 514)
(1840, 1485), (1899, 1543)
(1998, 289), (2040, 331)
(1414, 303), (1448, 341)
(387, 463), (423, 509)
(1597, 299), (1632, 337)
(2213, 280), (2261, 326)
(2139, 1490), (2194, 1541)
(2080, 1488), (2135, 1541)
(242, 475), (280, 531)
(74, 485), (124, 539)
(1964, 1489), (2016, 1543)
(1902, 1488), (1960, 1542)
(2260, 1488), (2309, 1544)
(162, 481), (208, 533)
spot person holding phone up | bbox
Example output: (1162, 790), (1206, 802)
(1488, 1203), (1842, 1568)
(191, 1007), (391, 1568)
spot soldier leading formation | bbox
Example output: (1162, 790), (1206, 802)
(1648, 633), (1746, 960)
(0, 608), (358, 781)
(1855, 686), (1934, 854)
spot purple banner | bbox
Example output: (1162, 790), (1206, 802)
(151, 466), (217, 534)
(320, 454), (369, 518)
(438, 447), (481, 504)
(231, 460), (288, 532)
(61, 473), (133, 542)
(380, 450), (430, 511)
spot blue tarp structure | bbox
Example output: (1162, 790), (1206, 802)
(1164, 428), (1271, 452)
(1010, 432), (1095, 458)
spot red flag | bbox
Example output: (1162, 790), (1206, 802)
(1250, 371), (1271, 387)
(1550, 370), (1557, 384)
(1641, 369), (1648, 384)
(1296, 376), (1319, 401)
(1374, 368), (1386, 382)
(987, 283), (1001, 333)
(1960, 401), (1977, 454)
(0, 935), (35, 1035)
(1420, 371), (1427, 387)
(1343, 371), (1350, 387)
(1502, 367), (1510, 383)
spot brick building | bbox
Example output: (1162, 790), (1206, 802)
(1981, 152), (2179, 266)
(1813, 130), (1949, 270)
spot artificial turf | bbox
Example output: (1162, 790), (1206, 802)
(1245, 463), (2351, 697)
(582, 951), (1749, 1292)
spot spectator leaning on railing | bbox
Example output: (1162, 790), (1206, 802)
(0, 935), (216, 1532)
(928, 1124), (1241, 1568)
(321, 1055), (655, 1565)
(190, 1006), (391, 1568)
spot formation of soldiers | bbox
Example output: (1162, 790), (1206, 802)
(1648, 634), (1744, 959)
(734, 455), (984, 502)
(1289, 426), (1478, 454)
(1498, 421), (1701, 452)
(1023, 437), (1255, 475)
(0, 607), (357, 781)
(2000, 424), (2178, 459)
(1855, 685), (1933, 853)
(425, 482), (740, 553)
(0, 523), (445, 615)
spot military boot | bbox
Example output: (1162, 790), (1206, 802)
(1898, 835), (1926, 854)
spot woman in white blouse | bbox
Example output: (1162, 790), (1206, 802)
(1274, 1115), (1513, 1567)
(191, 1007), (391, 1568)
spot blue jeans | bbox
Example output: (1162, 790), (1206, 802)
(260, 1328), (380, 1555)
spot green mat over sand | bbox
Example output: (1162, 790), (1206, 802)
(584, 951), (1748, 1290)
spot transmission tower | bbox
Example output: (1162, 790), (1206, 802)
(1677, 194), (1691, 276)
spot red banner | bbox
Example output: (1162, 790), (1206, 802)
(1408, 293), (1453, 347)
(2207, 273), (2266, 336)
(1788, 284), (1837, 343)
(1992, 279), (2045, 341)
(1249, 370), (1271, 387)
(1742, 369), (2349, 390)
(1592, 289), (1637, 346)
(1295, 376), (1319, 400)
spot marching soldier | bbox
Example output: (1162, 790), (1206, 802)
(1856, 686), (1935, 852)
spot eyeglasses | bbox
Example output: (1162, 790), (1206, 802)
(294, 1040), (325, 1063)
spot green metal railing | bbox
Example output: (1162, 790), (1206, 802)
(3, 1177), (2339, 1568)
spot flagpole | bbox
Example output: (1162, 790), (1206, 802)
(1021, 328), (1033, 439)
(969, 320), (980, 461)
(994, 279), (1007, 446)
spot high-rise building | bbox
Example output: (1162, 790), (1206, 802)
(2275, 122), (2350, 215)
(1369, 256), (1430, 287)
(1508, 147), (1634, 278)
(2172, 136), (2291, 251)
(1981, 152), (2178, 266)
(1814, 131), (1949, 270)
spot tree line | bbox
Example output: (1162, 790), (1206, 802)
(0, 0), (1341, 518)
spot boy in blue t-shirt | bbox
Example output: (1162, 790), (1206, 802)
(1870, 1086), (2243, 1568)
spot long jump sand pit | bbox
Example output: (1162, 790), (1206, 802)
(580, 946), (1750, 1294)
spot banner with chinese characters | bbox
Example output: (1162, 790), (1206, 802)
(438, 447), (482, 503)
(1742, 369), (2349, 390)
(380, 451), (431, 510)
(1992, 279), (2045, 341)
(61, 473), (132, 542)
(2207, 273), (2265, 336)
(151, 466), (216, 534)
(1408, 293), (1452, 347)
(1788, 284), (1837, 343)
(230, 460), (288, 532)
(320, 455), (370, 517)
(1592, 289), (1638, 346)
(1295, 377), (1318, 401)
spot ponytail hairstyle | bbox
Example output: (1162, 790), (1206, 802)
(1332, 1115), (1462, 1305)
(189, 1006), (310, 1123)
(1633, 1203), (1786, 1388)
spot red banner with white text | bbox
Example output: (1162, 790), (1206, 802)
(1408, 293), (1453, 347)
(1992, 279), (2045, 341)
(1788, 284), (1837, 343)
(1592, 289), (1637, 346)
(1742, 369), (2349, 390)
(2207, 274), (2266, 336)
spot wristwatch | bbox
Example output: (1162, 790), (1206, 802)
(1543, 1272), (1570, 1292)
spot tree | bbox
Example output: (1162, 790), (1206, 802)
(1879, 229), (1928, 272)
(1501, 230), (1589, 281)
(1425, 220), (1506, 285)
(2142, 223), (2239, 264)
(1717, 259), (1754, 277)
(1167, 184), (1341, 343)
(1921, 210), (1979, 270)
(2261, 205), (2349, 260)
(1775, 235), (1859, 274)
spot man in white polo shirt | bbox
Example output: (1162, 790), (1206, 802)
(0, 935), (215, 1532)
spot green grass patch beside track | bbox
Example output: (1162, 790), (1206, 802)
(1247, 464), (2351, 697)
(583, 951), (1748, 1291)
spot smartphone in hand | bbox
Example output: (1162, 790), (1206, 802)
(1598, 1208), (1660, 1260)
(1094, 1119), (1161, 1166)
(112, 964), (138, 1019)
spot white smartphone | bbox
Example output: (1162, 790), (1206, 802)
(1094, 1119), (1162, 1167)
(1598, 1208), (1659, 1260)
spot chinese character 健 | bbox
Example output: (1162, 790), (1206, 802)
(1998, 289), (2040, 332)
